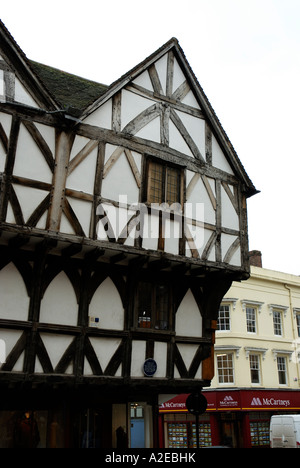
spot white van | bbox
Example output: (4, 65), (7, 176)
(270, 415), (300, 448)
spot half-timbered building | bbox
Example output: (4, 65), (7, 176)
(0, 20), (257, 447)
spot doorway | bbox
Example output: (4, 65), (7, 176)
(220, 417), (242, 448)
(130, 404), (145, 448)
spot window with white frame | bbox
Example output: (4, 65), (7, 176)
(249, 354), (260, 384)
(246, 307), (257, 333)
(296, 313), (300, 338)
(217, 353), (234, 384)
(273, 310), (282, 336)
(277, 356), (287, 385)
(217, 304), (231, 331)
(241, 300), (263, 334)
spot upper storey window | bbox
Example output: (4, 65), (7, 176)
(136, 280), (171, 331)
(146, 160), (182, 207)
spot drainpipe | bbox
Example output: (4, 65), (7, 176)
(284, 283), (300, 385)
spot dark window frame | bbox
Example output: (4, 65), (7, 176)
(144, 157), (184, 207)
(135, 278), (173, 331)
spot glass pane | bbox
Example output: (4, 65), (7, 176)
(137, 282), (152, 328)
(166, 167), (180, 205)
(155, 283), (169, 330)
(148, 162), (163, 204)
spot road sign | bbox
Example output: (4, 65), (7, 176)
(186, 392), (207, 416)
(186, 392), (208, 449)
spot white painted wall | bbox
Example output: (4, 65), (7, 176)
(39, 271), (78, 326)
(89, 277), (124, 330)
(176, 289), (202, 338)
(0, 263), (29, 321)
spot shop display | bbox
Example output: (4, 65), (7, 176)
(191, 423), (212, 448)
(167, 423), (188, 448)
(167, 422), (212, 448)
(250, 421), (270, 447)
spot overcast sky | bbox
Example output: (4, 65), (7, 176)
(1, 0), (300, 275)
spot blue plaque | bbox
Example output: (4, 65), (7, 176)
(143, 358), (157, 377)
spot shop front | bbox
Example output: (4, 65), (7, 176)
(0, 386), (157, 448)
(159, 389), (300, 448)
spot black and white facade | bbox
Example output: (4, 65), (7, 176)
(0, 21), (257, 447)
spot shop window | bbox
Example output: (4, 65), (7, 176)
(217, 305), (231, 331)
(136, 280), (171, 330)
(146, 159), (182, 206)
(217, 353), (234, 384)
(246, 307), (257, 333)
(164, 414), (212, 448)
(277, 356), (287, 385)
(249, 354), (260, 384)
(249, 418), (270, 447)
(273, 310), (282, 336)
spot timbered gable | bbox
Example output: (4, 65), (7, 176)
(0, 20), (59, 111)
(0, 30), (257, 274)
(0, 21), (257, 404)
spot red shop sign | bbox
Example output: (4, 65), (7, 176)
(159, 392), (217, 413)
(241, 390), (300, 411)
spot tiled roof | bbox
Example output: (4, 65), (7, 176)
(30, 60), (108, 115)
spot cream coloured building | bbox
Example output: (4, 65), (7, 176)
(158, 253), (300, 448)
(213, 260), (300, 390)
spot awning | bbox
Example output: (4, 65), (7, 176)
(159, 389), (300, 413)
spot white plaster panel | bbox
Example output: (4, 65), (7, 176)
(134, 116), (161, 143)
(169, 120), (193, 158)
(185, 223), (205, 257)
(67, 146), (97, 194)
(70, 134), (90, 161)
(141, 214), (159, 251)
(172, 59), (186, 96)
(101, 151), (139, 204)
(40, 271), (78, 326)
(154, 55), (168, 95)
(131, 340), (146, 377)
(89, 277), (124, 331)
(212, 134), (234, 174)
(186, 177), (214, 225)
(84, 99), (112, 128)
(176, 110), (205, 159)
(0, 112), (12, 135)
(187, 228), (216, 262)
(176, 343), (201, 376)
(133, 70), (154, 92)
(88, 337), (122, 374)
(59, 213), (76, 236)
(222, 234), (241, 266)
(164, 219), (180, 255)
(14, 123), (53, 183)
(153, 341), (168, 378)
(182, 90), (201, 109)
(65, 197), (92, 237)
(0, 263), (29, 321)
(14, 77), (39, 108)
(38, 333), (74, 373)
(0, 329), (24, 371)
(5, 202), (15, 224)
(12, 184), (49, 226)
(34, 123), (55, 156)
(176, 289), (202, 338)
(121, 89), (154, 130)
(221, 185), (239, 230)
